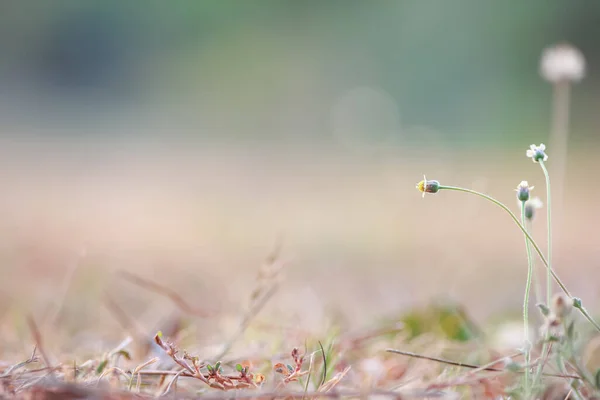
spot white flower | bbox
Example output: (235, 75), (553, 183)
(526, 144), (548, 163)
(540, 43), (586, 83)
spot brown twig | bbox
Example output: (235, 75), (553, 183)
(119, 270), (215, 318)
(166, 388), (433, 399)
(212, 241), (285, 361)
(153, 333), (209, 384)
(26, 316), (54, 376)
(386, 348), (580, 380)
(0, 346), (39, 377)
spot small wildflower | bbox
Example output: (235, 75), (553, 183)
(516, 181), (534, 202)
(540, 43), (586, 83)
(551, 293), (573, 320)
(526, 144), (548, 163)
(416, 175), (440, 198)
(523, 197), (543, 221)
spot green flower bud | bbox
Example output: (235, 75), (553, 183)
(516, 181), (534, 202)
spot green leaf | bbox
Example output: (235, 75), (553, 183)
(206, 364), (214, 373)
(547, 335), (560, 342)
(287, 364), (294, 373)
(214, 361), (221, 371)
(114, 350), (131, 361)
(536, 303), (550, 317)
(595, 369), (600, 389)
(236, 363), (243, 372)
(96, 359), (108, 374)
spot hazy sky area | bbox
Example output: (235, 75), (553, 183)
(1, 1), (600, 147)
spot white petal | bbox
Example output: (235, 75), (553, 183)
(543, 154), (548, 161)
(526, 150), (534, 157)
(539, 143), (545, 150)
(530, 144), (537, 150)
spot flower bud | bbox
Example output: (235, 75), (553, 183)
(416, 176), (440, 197)
(516, 181), (533, 202)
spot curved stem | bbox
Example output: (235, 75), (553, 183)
(439, 185), (568, 296)
(437, 185), (600, 333)
(521, 201), (533, 396)
(539, 160), (552, 306)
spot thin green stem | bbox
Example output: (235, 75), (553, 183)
(539, 160), (552, 306)
(555, 353), (584, 400)
(521, 201), (533, 397)
(438, 185), (600, 333)
(533, 341), (550, 395)
(526, 219), (542, 309)
(439, 185), (568, 295)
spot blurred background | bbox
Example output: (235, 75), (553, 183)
(1, 1), (599, 346)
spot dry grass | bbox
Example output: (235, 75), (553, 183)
(0, 143), (599, 398)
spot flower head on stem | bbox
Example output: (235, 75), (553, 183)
(416, 175), (440, 198)
(516, 181), (534, 202)
(526, 144), (548, 163)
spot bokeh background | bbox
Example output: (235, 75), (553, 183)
(1, 1), (599, 346)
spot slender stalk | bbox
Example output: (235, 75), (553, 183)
(533, 340), (548, 396)
(526, 219), (543, 308)
(549, 81), (571, 253)
(385, 349), (579, 379)
(438, 185), (600, 332)
(521, 201), (534, 396)
(533, 340), (551, 394)
(539, 160), (553, 306)
(439, 185), (566, 294)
